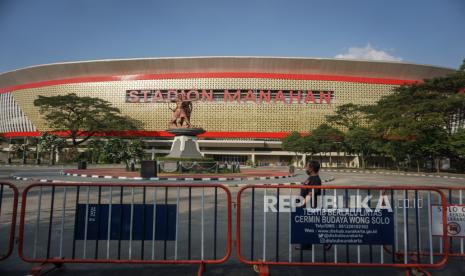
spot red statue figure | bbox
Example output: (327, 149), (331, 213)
(170, 94), (195, 128)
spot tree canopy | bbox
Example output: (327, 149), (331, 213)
(103, 138), (145, 169)
(38, 132), (67, 165)
(281, 124), (344, 165)
(34, 93), (142, 147)
(282, 131), (303, 155)
(310, 124), (344, 153)
(326, 103), (366, 131)
(282, 59), (465, 172)
(449, 128), (465, 158)
(365, 60), (465, 171)
(344, 127), (375, 169)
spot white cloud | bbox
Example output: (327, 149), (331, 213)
(335, 44), (402, 61)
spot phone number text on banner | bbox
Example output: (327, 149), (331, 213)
(291, 208), (394, 245)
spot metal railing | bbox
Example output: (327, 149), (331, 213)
(236, 185), (449, 275)
(384, 186), (465, 260)
(0, 182), (18, 261)
(18, 182), (232, 275)
(5, 181), (464, 274)
(398, 186), (465, 258)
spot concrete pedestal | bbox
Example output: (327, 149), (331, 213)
(166, 128), (206, 159)
(166, 135), (204, 158)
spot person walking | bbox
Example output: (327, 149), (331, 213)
(295, 160), (322, 250)
(301, 160), (322, 208)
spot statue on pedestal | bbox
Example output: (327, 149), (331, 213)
(170, 94), (195, 128)
(166, 93), (205, 158)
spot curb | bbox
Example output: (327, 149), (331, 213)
(12, 174), (298, 183)
(321, 169), (465, 180)
(11, 175), (87, 183)
(61, 171), (295, 182)
(227, 176), (336, 187)
(1, 164), (44, 168)
(11, 175), (335, 186)
(11, 175), (336, 187)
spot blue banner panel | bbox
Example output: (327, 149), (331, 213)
(291, 208), (394, 245)
(75, 204), (176, 241)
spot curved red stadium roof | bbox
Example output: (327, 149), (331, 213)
(0, 57), (456, 92)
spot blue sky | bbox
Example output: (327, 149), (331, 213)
(0, 0), (464, 73)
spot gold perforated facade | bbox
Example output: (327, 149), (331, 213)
(10, 78), (397, 133)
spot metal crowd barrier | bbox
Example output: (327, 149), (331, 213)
(386, 186), (465, 261)
(18, 182), (232, 275)
(438, 187), (465, 257)
(236, 185), (449, 276)
(0, 182), (19, 261)
(398, 186), (465, 259)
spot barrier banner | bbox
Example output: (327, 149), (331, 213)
(75, 204), (177, 240)
(432, 204), (465, 237)
(291, 208), (394, 245)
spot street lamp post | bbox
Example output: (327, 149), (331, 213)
(22, 137), (27, 165)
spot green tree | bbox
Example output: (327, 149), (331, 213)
(344, 127), (375, 169)
(87, 139), (105, 164)
(38, 132), (66, 165)
(103, 138), (128, 165)
(327, 103), (366, 130)
(368, 86), (463, 172)
(34, 93), (142, 147)
(8, 143), (19, 159)
(300, 134), (319, 159)
(282, 132), (304, 166)
(127, 139), (145, 161)
(365, 59), (465, 172)
(450, 128), (465, 158)
(103, 138), (145, 170)
(450, 129), (465, 172)
(371, 138), (408, 171)
(309, 124), (345, 166)
(8, 140), (29, 164)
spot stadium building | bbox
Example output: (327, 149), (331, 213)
(0, 57), (455, 166)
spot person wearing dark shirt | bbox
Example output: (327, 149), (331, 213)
(301, 160), (322, 208)
(296, 160), (322, 250)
